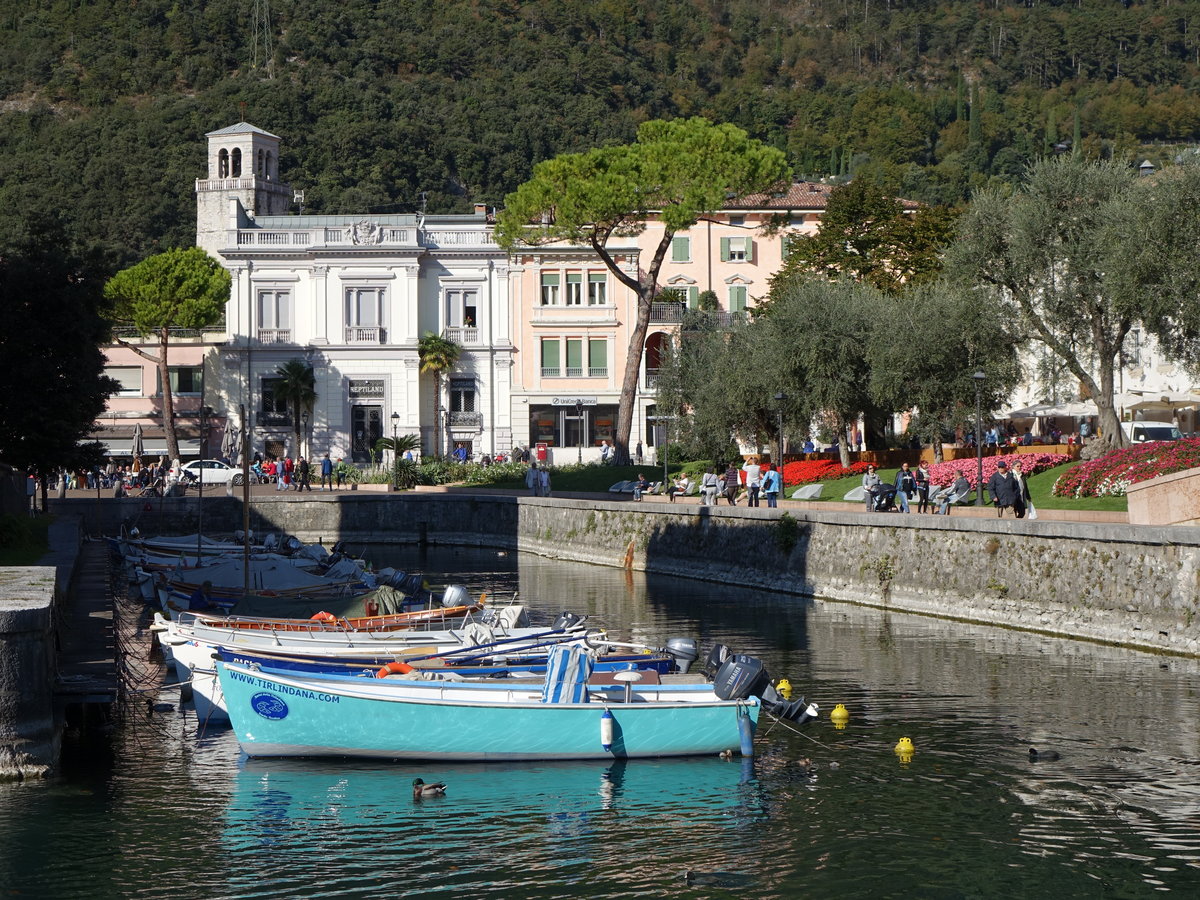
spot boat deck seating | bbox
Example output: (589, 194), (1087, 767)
(791, 483), (824, 500)
(587, 670), (662, 686)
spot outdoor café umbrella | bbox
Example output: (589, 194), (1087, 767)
(220, 421), (240, 464)
(130, 423), (144, 471)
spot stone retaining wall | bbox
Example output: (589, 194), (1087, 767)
(51, 494), (1200, 657)
(0, 566), (60, 779)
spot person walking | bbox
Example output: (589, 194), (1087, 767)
(635, 441), (644, 464)
(700, 467), (719, 506)
(334, 457), (349, 489)
(537, 466), (551, 498)
(914, 462), (931, 513)
(1011, 460), (1033, 519)
(894, 462), (915, 513)
(722, 463), (741, 505)
(525, 463), (540, 496)
(320, 454), (334, 490)
(297, 457), (312, 492)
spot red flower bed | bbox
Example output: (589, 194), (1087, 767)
(1052, 438), (1200, 498)
(781, 459), (872, 487)
(925, 452), (1071, 489)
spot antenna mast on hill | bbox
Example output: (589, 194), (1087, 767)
(252, 0), (275, 79)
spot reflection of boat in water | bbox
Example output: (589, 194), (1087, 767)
(225, 755), (759, 850)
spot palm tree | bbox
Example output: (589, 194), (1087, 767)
(417, 332), (462, 458)
(275, 358), (316, 457)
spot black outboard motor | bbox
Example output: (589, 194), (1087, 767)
(702, 643), (733, 681)
(552, 612), (584, 631)
(712, 654), (771, 701)
(664, 637), (699, 674)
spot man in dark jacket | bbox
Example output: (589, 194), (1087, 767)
(985, 461), (1019, 517)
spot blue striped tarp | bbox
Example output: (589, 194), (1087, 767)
(541, 645), (594, 703)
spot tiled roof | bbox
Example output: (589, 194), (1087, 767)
(205, 122), (281, 140)
(728, 181), (920, 211)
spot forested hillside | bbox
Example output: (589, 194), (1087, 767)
(5, 0), (1200, 268)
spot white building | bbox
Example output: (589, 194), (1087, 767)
(196, 123), (514, 463)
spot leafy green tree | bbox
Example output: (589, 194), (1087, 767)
(417, 332), (462, 458)
(103, 248), (230, 462)
(949, 157), (1200, 450)
(274, 359), (316, 458)
(867, 280), (1022, 462)
(0, 216), (116, 477)
(496, 117), (788, 463)
(770, 179), (958, 296)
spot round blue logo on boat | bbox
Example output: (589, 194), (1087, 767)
(250, 692), (289, 720)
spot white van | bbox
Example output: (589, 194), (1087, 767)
(1121, 422), (1183, 443)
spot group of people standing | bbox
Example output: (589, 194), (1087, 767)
(692, 460), (782, 508)
(523, 463), (552, 497)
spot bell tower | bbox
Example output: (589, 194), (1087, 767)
(195, 122), (292, 258)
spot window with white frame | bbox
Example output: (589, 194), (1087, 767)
(671, 236), (691, 262)
(727, 215), (745, 226)
(105, 366), (142, 397)
(721, 236), (753, 263)
(540, 273), (560, 306)
(565, 273), (583, 306)
(257, 289), (292, 342)
(587, 272), (607, 306)
(345, 287), (383, 342)
(446, 288), (479, 328)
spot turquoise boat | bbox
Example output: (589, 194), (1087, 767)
(216, 647), (815, 761)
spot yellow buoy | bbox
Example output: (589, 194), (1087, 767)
(776, 678), (793, 700)
(894, 736), (915, 763)
(830, 703), (850, 727)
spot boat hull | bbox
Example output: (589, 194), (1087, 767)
(218, 662), (760, 761)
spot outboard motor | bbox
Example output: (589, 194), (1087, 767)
(702, 643), (733, 681)
(441, 584), (471, 608)
(760, 682), (820, 725)
(712, 654), (771, 701)
(552, 611), (584, 631)
(664, 637), (700, 674)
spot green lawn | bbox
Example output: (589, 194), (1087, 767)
(784, 462), (1127, 512)
(0, 516), (51, 566)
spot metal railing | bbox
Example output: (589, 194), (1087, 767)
(448, 412), (483, 427)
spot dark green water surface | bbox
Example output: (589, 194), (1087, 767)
(1, 545), (1198, 898)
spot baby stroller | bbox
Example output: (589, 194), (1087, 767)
(869, 484), (898, 512)
(138, 476), (166, 498)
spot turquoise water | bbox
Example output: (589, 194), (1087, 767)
(1, 546), (1198, 898)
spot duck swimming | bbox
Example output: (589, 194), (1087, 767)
(1029, 747), (1061, 761)
(413, 777), (448, 799)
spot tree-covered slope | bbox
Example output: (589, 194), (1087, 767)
(5, 0), (1200, 267)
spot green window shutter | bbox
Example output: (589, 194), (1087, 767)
(782, 234), (792, 260)
(730, 286), (747, 312)
(541, 339), (560, 369)
(566, 273), (582, 284)
(566, 339), (583, 369)
(687, 286), (699, 308)
(719, 237), (730, 261)
(588, 338), (607, 370)
(671, 236), (690, 262)
(541, 274), (560, 287)
(744, 238), (755, 263)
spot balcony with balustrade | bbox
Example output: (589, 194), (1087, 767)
(257, 329), (293, 345)
(442, 325), (480, 346)
(344, 326), (384, 344)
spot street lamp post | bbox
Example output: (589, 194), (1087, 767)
(301, 411), (309, 459)
(391, 411), (400, 489)
(973, 371), (986, 505)
(575, 400), (583, 465)
(773, 392), (786, 467)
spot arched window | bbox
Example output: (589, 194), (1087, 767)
(644, 331), (669, 387)
(231, 147), (242, 177)
(218, 149), (229, 178)
(257, 149), (264, 176)
(265, 152), (274, 181)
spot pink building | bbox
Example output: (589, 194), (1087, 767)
(506, 183), (837, 462)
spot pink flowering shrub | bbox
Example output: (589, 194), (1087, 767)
(926, 453), (1071, 490)
(1052, 438), (1200, 498)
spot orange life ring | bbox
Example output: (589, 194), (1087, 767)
(376, 661), (414, 679)
(310, 611), (337, 622)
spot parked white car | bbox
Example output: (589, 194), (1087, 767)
(1121, 422), (1183, 443)
(176, 459), (245, 485)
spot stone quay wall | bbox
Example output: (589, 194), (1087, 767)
(0, 565), (62, 780)
(54, 493), (1200, 657)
